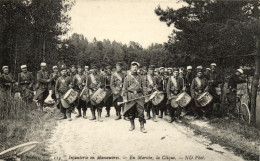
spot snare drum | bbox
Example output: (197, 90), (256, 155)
(150, 92), (165, 106)
(175, 92), (191, 107)
(90, 88), (107, 105)
(197, 92), (213, 107)
(63, 89), (79, 104)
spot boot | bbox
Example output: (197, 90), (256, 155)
(146, 110), (151, 120)
(97, 110), (103, 122)
(158, 110), (163, 118)
(105, 109), (110, 117)
(83, 110), (87, 119)
(89, 109), (96, 120)
(59, 112), (67, 120)
(129, 119), (135, 131)
(140, 121), (147, 133)
(168, 116), (174, 123)
(76, 109), (82, 118)
(115, 111), (121, 120)
(152, 111), (158, 122)
(68, 112), (72, 121)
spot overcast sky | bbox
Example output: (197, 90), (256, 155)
(66, 0), (185, 48)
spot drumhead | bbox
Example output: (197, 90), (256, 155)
(63, 89), (72, 99)
(61, 98), (70, 108)
(176, 92), (185, 102)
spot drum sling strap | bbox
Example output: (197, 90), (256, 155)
(90, 73), (97, 84)
(147, 74), (154, 87)
(195, 77), (202, 88)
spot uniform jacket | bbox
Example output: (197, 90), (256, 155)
(55, 76), (72, 97)
(190, 76), (208, 99)
(36, 70), (49, 90)
(110, 71), (125, 102)
(18, 72), (34, 90)
(166, 76), (184, 98)
(122, 73), (145, 114)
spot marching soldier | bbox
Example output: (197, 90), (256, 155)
(110, 62), (125, 120)
(122, 62), (147, 133)
(84, 65), (90, 77)
(18, 65), (34, 102)
(190, 69), (209, 119)
(34, 62), (50, 109)
(156, 67), (168, 118)
(143, 65), (158, 122)
(103, 65), (113, 118)
(166, 68), (185, 123)
(184, 66), (195, 115)
(73, 65), (87, 119)
(55, 67), (73, 121)
(1, 66), (15, 94)
(206, 63), (222, 116)
(70, 65), (77, 77)
(87, 65), (105, 122)
(49, 66), (60, 100)
(226, 69), (246, 116)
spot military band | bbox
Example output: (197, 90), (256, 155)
(0, 60), (248, 133)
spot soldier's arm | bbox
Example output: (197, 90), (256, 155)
(37, 72), (48, 83)
(55, 78), (59, 98)
(190, 79), (196, 98)
(110, 75), (116, 94)
(166, 78), (171, 99)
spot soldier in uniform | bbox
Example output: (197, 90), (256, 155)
(143, 65), (158, 122)
(49, 66), (60, 100)
(227, 69), (246, 116)
(55, 67), (73, 121)
(87, 65), (105, 122)
(166, 68), (185, 123)
(70, 65), (77, 77)
(190, 69), (209, 119)
(18, 65), (34, 102)
(103, 65), (113, 118)
(206, 63), (222, 116)
(156, 67), (168, 119)
(73, 65), (87, 119)
(110, 62), (125, 120)
(1, 66), (15, 94)
(122, 62), (147, 133)
(34, 62), (50, 109)
(184, 66), (195, 115)
(84, 65), (90, 77)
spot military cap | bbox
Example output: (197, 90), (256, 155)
(21, 65), (27, 69)
(53, 66), (58, 70)
(211, 63), (216, 66)
(116, 62), (123, 66)
(159, 67), (164, 71)
(237, 69), (243, 74)
(40, 62), (46, 67)
(61, 67), (67, 71)
(2, 66), (8, 70)
(187, 66), (192, 70)
(196, 65), (203, 69)
(131, 61), (140, 67)
(71, 65), (76, 68)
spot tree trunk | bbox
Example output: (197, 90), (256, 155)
(251, 35), (260, 125)
(43, 39), (46, 62)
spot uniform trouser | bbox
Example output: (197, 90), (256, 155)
(128, 103), (146, 123)
(91, 103), (103, 113)
(113, 101), (122, 113)
(35, 89), (49, 107)
(146, 101), (158, 114)
(77, 98), (87, 111)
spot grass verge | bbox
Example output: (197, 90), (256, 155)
(0, 103), (58, 161)
(181, 116), (260, 161)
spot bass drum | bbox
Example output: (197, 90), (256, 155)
(90, 88), (107, 105)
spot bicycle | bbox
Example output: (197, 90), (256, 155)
(236, 93), (251, 124)
(0, 141), (39, 161)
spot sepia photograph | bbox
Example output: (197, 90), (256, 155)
(0, 0), (259, 161)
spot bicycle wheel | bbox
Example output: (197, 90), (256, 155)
(0, 141), (39, 160)
(240, 103), (251, 124)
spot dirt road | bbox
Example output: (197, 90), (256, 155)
(48, 108), (244, 161)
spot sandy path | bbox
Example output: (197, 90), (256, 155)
(48, 108), (244, 161)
